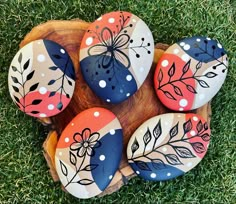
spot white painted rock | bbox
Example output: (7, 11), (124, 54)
(8, 39), (75, 117)
(154, 36), (228, 111)
(127, 113), (210, 181)
(55, 107), (123, 199)
(80, 11), (154, 104)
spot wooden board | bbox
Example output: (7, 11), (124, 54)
(20, 19), (212, 196)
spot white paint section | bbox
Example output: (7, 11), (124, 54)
(39, 113), (46, 117)
(108, 18), (115, 23)
(99, 155), (105, 161)
(161, 60), (169, 67)
(150, 173), (156, 178)
(99, 80), (106, 88)
(94, 111), (100, 117)
(85, 37), (93, 46)
(39, 87), (47, 95)
(37, 54), (46, 62)
(65, 137), (69, 143)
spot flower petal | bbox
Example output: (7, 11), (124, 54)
(88, 132), (100, 143)
(78, 147), (87, 157)
(101, 27), (113, 47)
(73, 133), (83, 142)
(114, 49), (131, 68)
(70, 142), (82, 150)
(88, 44), (107, 56)
(114, 33), (130, 48)
(93, 140), (101, 149)
(87, 147), (95, 157)
(82, 128), (91, 140)
(102, 53), (114, 69)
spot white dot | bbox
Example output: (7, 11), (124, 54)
(136, 171), (140, 175)
(60, 49), (65, 54)
(193, 116), (198, 121)
(71, 123), (74, 126)
(59, 152), (62, 156)
(150, 173), (156, 178)
(196, 38), (201, 42)
(190, 130), (196, 136)
(48, 104), (54, 110)
(110, 129), (115, 135)
(199, 94), (205, 100)
(132, 19), (136, 23)
(126, 93), (130, 97)
(162, 147), (167, 152)
(99, 80), (106, 88)
(65, 137), (69, 143)
(39, 113), (46, 117)
(86, 37), (93, 46)
(179, 99), (188, 107)
(173, 48), (179, 54)
(126, 75), (132, 81)
(187, 162), (193, 167)
(108, 18), (115, 23)
(94, 111), (100, 117)
(97, 16), (102, 21)
(177, 114), (181, 118)
(161, 60), (169, 67)
(217, 43), (222, 49)
(106, 99), (111, 102)
(99, 155), (105, 161)
(181, 54), (190, 62)
(139, 67), (144, 72)
(39, 87), (47, 95)
(206, 37), (211, 40)
(180, 42), (185, 46)
(183, 44), (190, 50)
(109, 175), (113, 179)
(37, 54), (45, 62)
(179, 107), (184, 111)
(167, 172), (171, 177)
(41, 73), (45, 77)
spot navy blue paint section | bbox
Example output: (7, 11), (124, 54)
(129, 162), (184, 181)
(177, 36), (227, 63)
(90, 129), (123, 191)
(43, 40), (75, 80)
(80, 55), (137, 104)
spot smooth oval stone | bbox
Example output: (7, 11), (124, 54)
(8, 39), (75, 118)
(55, 107), (123, 199)
(127, 113), (210, 181)
(154, 36), (228, 111)
(80, 11), (154, 104)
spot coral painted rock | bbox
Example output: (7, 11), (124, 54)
(154, 36), (228, 111)
(55, 107), (123, 199)
(80, 11), (154, 104)
(127, 113), (210, 181)
(8, 39), (75, 118)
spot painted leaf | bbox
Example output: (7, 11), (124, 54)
(53, 54), (62, 59)
(48, 79), (56, 85)
(49, 91), (56, 97)
(67, 79), (72, 86)
(164, 91), (176, 100)
(191, 142), (206, 154)
(31, 99), (42, 105)
(143, 128), (152, 146)
(12, 66), (18, 72)
(23, 59), (30, 70)
(82, 164), (98, 171)
(14, 95), (20, 103)
(183, 119), (192, 134)
(31, 111), (40, 114)
(66, 94), (70, 98)
(197, 120), (203, 132)
(205, 72), (217, 78)
(57, 102), (63, 110)
(135, 160), (151, 171)
(186, 84), (197, 94)
(29, 83), (39, 92)
(165, 154), (183, 165)
(152, 159), (166, 170)
(196, 61), (202, 70)
(158, 69), (163, 82)
(60, 160), (68, 177)
(173, 85), (183, 96)
(69, 151), (77, 166)
(173, 146), (196, 158)
(168, 63), (175, 78)
(12, 86), (19, 92)
(197, 79), (209, 88)
(153, 119), (162, 139)
(131, 137), (139, 154)
(182, 60), (191, 74)
(49, 66), (58, 71)
(26, 71), (35, 81)
(11, 76), (19, 84)
(202, 133), (210, 141)
(204, 122), (209, 130)
(169, 122), (179, 138)
(18, 53), (22, 63)
(77, 179), (94, 185)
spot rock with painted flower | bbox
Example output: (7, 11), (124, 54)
(8, 39), (75, 118)
(127, 113), (210, 181)
(154, 36), (228, 111)
(80, 11), (154, 104)
(55, 107), (123, 199)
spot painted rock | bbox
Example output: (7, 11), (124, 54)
(80, 11), (154, 104)
(8, 39), (75, 118)
(127, 113), (210, 181)
(154, 36), (228, 111)
(55, 107), (123, 199)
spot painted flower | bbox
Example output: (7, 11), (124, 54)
(88, 27), (131, 69)
(70, 128), (101, 157)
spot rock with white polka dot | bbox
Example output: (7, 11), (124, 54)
(154, 36), (228, 111)
(80, 11), (154, 103)
(127, 113), (210, 181)
(55, 107), (123, 199)
(8, 39), (75, 117)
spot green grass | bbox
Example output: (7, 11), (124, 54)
(0, 0), (235, 203)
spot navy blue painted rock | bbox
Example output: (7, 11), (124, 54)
(154, 36), (228, 111)
(80, 11), (154, 104)
(8, 39), (75, 118)
(55, 107), (123, 198)
(127, 113), (211, 181)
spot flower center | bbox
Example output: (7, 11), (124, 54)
(83, 141), (89, 148)
(107, 46), (114, 53)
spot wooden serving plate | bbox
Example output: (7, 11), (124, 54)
(20, 19), (211, 196)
